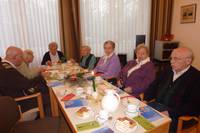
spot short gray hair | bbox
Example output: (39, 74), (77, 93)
(6, 46), (22, 58)
(81, 45), (91, 51)
(48, 42), (58, 49)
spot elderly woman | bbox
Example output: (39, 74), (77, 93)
(41, 42), (66, 65)
(17, 50), (43, 79)
(80, 45), (96, 70)
(118, 44), (155, 98)
(94, 40), (121, 79)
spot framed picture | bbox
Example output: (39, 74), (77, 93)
(180, 4), (197, 23)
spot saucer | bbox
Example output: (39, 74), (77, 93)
(95, 115), (108, 124)
(125, 110), (140, 118)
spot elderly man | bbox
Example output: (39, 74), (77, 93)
(0, 46), (49, 113)
(144, 47), (200, 132)
(80, 45), (96, 70)
(41, 42), (66, 65)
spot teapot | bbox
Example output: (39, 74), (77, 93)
(101, 89), (120, 112)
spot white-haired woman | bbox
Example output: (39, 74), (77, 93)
(41, 42), (66, 65)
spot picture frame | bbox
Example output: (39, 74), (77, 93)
(180, 4), (197, 24)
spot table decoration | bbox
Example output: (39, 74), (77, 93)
(92, 127), (114, 133)
(61, 93), (75, 101)
(64, 99), (87, 108)
(76, 121), (100, 131)
(139, 106), (163, 122)
(47, 81), (64, 87)
(133, 116), (155, 131)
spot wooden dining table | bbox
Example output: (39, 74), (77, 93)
(45, 63), (171, 133)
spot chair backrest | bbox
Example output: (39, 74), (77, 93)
(0, 96), (20, 133)
(118, 54), (127, 68)
(94, 57), (100, 67)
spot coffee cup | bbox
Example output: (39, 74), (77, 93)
(127, 104), (138, 113)
(76, 87), (84, 95)
(99, 109), (109, 120)
(86, 87), (93, 95)
(59, 89), (67, 96)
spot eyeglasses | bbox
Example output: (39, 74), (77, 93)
(170, 57), (190, 61)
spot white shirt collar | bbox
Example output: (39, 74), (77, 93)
(173, 66), (190, 81)
(103, 52), (114, 64)
(136, 57), (150, 65)
(2, 59), (17, 69)
(50, 52), (59, 63)
(103, 52), (114, 59)
(127, 57), (150, 77)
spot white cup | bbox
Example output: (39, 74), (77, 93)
(99, 109), (109, 120)
(127, 104), (138, 113)
(76, 87), (84, 95)
(92, 92), (98, 99)
(59, 89), (66, 96)
(95, 76), (102, 83)
(86, 87), (93, 95)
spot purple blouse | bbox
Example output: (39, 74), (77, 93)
(94, 53), (121, 79)
(118, 60), (156, 97)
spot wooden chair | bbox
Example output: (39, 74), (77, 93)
(177, 116), (200, 133)
(14, 93), (45, 120)
(139, 94), (200, 133)
(0, 93), (66, 133)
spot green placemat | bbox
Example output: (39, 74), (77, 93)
(133, 116), (155, 131)
(76, 121), (100, 131)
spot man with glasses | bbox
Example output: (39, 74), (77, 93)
(144, 47), (200, 132)
(0, 46), (49, 115)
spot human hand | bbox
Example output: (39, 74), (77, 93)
(124, 87), (133, 94)
(117, 80), (123, 88)
(41, 71), (51, 77)
(46, 60), (52, 66)
(39, 67), (46, 72)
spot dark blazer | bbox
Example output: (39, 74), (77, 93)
(41, 51), (66, 65)
(0, 61), (48, 112)
(144, 66), (200, 117)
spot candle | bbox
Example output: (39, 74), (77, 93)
(92, 79), (96, 92)
(91, 71), (94, 76)
(91, 71), (96, 92)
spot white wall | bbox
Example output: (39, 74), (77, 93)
(171, 0), (200, 69)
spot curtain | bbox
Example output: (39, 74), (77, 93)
(149, 0), (174, 57)
(79, 0), (151, 60)
(59, 0), (81, 61)
(0, 0), (60, 66)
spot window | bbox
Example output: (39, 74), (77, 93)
(0, 0), (60, 66)
(80, 0), (151, 60)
